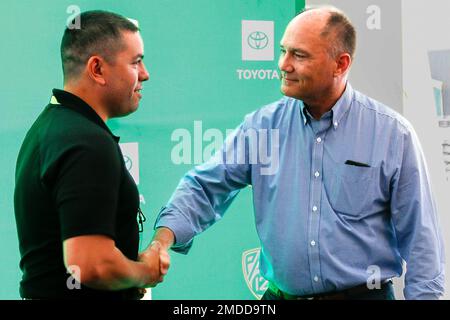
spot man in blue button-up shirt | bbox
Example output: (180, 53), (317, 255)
(149, 7), (445, 299)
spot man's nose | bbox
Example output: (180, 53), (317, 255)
(278, 53), (293, 73)
(140, 62), (150, 81)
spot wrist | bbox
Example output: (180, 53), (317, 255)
(153, 227), (175, 250)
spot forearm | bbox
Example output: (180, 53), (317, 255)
(155, 125), (251, 250)
(75, 247), (158, 291)
(154, 163), (248, 252)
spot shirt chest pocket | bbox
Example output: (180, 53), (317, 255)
(329, 164), (380, 216)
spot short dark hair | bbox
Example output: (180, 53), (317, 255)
(61, 10), (139, 82)
(299, 7), (356, 59)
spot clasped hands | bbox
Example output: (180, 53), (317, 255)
(137, 240), (171, 288)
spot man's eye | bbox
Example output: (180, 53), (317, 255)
(280, 48), (286, 54)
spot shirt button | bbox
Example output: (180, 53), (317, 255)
(316, 137), (322, 143)
(334, 122), (338, 127)
(314, 171), (320, 178)
(310, 240), (316, 246)
(314, 276), (319, 282)
(312, 206), (318, 212)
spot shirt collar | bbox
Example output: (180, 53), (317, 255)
(330, 82), (354, 130)
(298, 100), (309, 125)
(298, 82), (354, 129)
(51, 89), (120, 142)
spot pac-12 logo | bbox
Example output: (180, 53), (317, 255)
(242, 248), (268, 299)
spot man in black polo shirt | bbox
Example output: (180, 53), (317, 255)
(14, 10), (168, 299)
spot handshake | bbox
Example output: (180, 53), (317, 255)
(136, 227), (174, 291)
(137, 240), (171, 288)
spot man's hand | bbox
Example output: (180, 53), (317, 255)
(138, 242), (165, 287)
(139, 240), (171, 284)
(152, 240), (171, 276)
(136, 226), (174, 290)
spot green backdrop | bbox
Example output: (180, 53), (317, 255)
(0, 0), (304, 299)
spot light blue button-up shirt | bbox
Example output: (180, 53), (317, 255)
(155, 84), (445, 299)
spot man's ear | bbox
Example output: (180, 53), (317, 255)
(86, 56), (106, 85)
(334, 53), (352, 77)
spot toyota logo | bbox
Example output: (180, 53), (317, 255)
(247, 31), (269, 50)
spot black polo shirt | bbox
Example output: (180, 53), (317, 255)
(14, 89), (140, 299)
